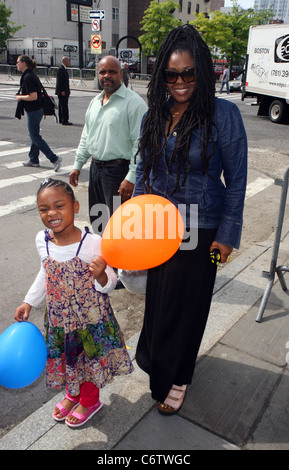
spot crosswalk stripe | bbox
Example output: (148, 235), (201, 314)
(0, 141), (13, 146)
(0, 141), (276, 219)
(0, 96), (15, 101)
(0, 195), (36, 217)
(0, 140), (89, 217)
(0, 147), (30, 157)
(5, 162), (26, 169)
(0, 89), (18, 101)
(0, 174), (273, 217)
(216, 94), (241, 101)
(245, 177), (274, 200)
(0, 182), (88, 218)
(0, 163), (81, 189)
(0, 147), (77, 162)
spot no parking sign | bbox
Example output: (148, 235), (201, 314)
(91, 34), (102, 54)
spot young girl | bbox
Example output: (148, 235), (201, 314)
(14, 178), (133, 428)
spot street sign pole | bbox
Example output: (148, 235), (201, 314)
(67, 2), (92, 68)
(78, 20), (83, 69)
(91, 19), (100, 88)
(88, 10), (105, 89)
(90, 33), (102, 90)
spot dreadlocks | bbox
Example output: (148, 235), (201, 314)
(137, 24), (216, 194)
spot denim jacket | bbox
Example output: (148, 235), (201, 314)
(134, 98), (247, 249)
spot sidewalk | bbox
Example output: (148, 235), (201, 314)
(1, 216), (289, 451)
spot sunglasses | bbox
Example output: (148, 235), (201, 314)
(164, 67), (196, 84)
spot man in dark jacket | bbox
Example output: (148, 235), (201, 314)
(55, 56), (72, 125)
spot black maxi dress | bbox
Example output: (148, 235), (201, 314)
(135, 227), (217, 403)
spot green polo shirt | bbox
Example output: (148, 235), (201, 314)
(73, 83), (148, 184)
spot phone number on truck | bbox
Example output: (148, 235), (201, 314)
(271, 69), (289, 77)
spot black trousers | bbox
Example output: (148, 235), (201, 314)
(88, 159), (129, 235)
(136, 228), (218, 402)
(58, 94), (69, 124)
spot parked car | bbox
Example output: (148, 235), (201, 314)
(86, 59), (96, 68)
(128, 61), (139, 78)
(215, 65), (243, 81)
(128, 58), (155, 78)
(147, 58), (155, 75)
(229, 74), (243, 92)
(231, 66), (243, 78)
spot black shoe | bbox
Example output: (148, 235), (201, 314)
(22, 161), (40, 167)
(62, 121), (73, 126)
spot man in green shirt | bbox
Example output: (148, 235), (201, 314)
(69, 55), (147, 235)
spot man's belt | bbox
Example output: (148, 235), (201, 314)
(92, 158), (129, 168)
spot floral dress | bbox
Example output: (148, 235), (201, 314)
(43, 228), (133, 396)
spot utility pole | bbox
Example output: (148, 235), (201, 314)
(78, 21), (83, 69)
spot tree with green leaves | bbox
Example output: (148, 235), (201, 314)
(0, 2), (23, 52)
(139, 0), (182, 57)
(190, 0), (274, 68)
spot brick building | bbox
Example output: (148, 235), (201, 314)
(127, 0), (212, 48)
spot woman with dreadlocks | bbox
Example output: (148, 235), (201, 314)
(133, 25), (247, 415)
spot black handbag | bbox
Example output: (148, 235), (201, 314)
(41, 87), (58, 122)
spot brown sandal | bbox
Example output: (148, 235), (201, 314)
(158, 385), (187, 416)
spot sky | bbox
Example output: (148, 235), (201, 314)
(225, 0), (255, 8)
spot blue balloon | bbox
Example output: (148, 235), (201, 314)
(0, 322), (47, 389)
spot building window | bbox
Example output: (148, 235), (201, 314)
(188, 1), (191, 13)
(179, 0), (183, 12)
(112, 7), (119, 21)
(196, 3), (200, 13)
(112, 34), (119, 47)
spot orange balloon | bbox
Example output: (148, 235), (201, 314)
(101, 195), (184, 270)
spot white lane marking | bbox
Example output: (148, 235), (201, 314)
(2, 148), (77, 169)
(0, 147), (77, 160)
(0, 141), (274, 217)
(0, 147), (30, 157)
(0, 195), (36, 217)
(0, 153), (88, 189)
(0, 164), (75, 189)
(0, 180), (88, 217)
(0, 174), (273, 217)
(245, 177), (274, 200)
(0, 88), (18, 101)
(0, 95), (15, 101)
(0, 141), (13, 146)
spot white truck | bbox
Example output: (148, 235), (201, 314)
(6, 37), (84, 67)
(242, 24), (289, 124)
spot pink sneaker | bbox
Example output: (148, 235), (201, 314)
(65, 400), (103, 428)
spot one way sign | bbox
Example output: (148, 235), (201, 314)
(89, 10), (105, 20)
